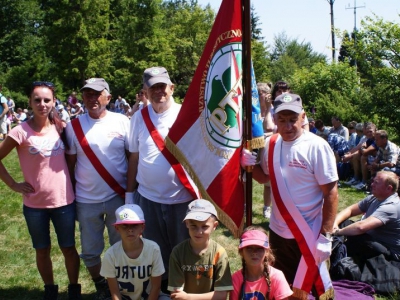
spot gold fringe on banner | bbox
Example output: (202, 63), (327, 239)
(165, 136), (244, 238)
(292, 287), (334, 300)
(292, 288), (309, 300)
(319, 287), (334, 300)
(250, 136), (265, 150)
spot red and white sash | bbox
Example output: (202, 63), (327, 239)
(268, 134), (333, 299)
(141, 106), (200, 200)
(71, 118), (126, 199)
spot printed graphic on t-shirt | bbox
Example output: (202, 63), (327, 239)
(181, 264), (214, 279)
(243, 290), (266, 300)
(116, 264), (152, 299)
(29, 137), (64, 157)
(289, 159), (307, 169)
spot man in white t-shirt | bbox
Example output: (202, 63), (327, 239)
(242, 93), (338, 299)
(65, 78), (130, 299)
(7, 96), (15, 113)
(114, 95), (126, 110)
(13, 107), (27, 124)
(126, 67), (195, 294)
(0, 85), (9, 139)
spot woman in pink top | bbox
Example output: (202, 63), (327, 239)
(0, 81), (81, 299)
(230, 226), (293, 300)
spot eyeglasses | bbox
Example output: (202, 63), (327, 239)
(33, 81), (55, 88)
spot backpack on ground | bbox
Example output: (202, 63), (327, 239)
(331, 257), (362, 281)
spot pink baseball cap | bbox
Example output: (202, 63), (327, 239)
(239, 230), (269, 249)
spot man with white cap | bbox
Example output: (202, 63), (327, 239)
(100, 204), (169, 300)
(57, 104), (70, 123)
(241, 93), (338, 299)
(126, 67), (197, 294)
(65, 78), (130, 299)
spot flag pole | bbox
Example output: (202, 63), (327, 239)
(242, 0), (253, 227)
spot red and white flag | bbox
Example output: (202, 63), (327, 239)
(166, 0), (244, 236)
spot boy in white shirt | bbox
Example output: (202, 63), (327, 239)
(100, 204), (169, 300)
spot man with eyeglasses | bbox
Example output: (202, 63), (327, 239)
(65, 78), (130, 300)
(126, 67), (197, 294)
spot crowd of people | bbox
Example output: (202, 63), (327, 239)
(0, 69), (399, 300)
(0, 84), (146, 142)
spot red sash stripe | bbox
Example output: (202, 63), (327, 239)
(71, 118), (126, 199)
(268, 134), (325, 295)
(141, 107), (198, 200)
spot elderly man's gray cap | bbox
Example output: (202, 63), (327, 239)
(80, 78), (110, 92)
(274, 93), (303, 114)
(143, 67), (172, 88)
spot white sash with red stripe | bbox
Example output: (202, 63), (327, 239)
(268, 134), (333, 299)
(141, 106), (200, 200)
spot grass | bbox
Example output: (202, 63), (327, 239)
(0, 148), (395, 299)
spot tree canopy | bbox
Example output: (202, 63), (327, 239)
(0, 1), (399, 142)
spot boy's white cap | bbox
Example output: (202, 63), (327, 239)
(183, 199), (218, 221)
(113, 204), (145, 225)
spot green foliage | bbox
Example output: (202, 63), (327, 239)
(42, 0), (113, 91)
(290, 62), (365, 124)
(270, 32), (327, 83)
(0, 0), (399, 142)
(162, 0), (215, 99)
(250, 4), (263, 41)
(252, 40), (271, 83)
(338, 14), (400, 142)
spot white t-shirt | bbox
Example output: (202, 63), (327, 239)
(260, 131), (338, 238)
(100, 238), (165, 300)
(129, 101), (192, 204)
(60, 109), (70, 123)
(115, 98), (127, 108)
(16, 112), (27, 122)
(65, 111), (130, 203)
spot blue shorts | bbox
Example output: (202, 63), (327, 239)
(76, 195), (124, 267)
(23, 202), (76, 249)
(134, 192), (191, 280)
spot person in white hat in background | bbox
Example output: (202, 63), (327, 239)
(100, 204), (169, 300)
(57, 104), (70, 123)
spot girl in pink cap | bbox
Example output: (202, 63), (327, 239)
(231, 226), (293, 300)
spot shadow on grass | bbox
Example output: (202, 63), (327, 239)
(0, 287), (95, 300)
(218, 219), (271, 238)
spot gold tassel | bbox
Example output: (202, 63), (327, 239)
(250, 136), (265, 149)
(291, 288), (309, 300)
(318, 287), (335, 300)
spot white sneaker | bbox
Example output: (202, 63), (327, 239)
(352, 182), (366, 190)
(344, 178), (357, 185)
(263, 206), (271, 219)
